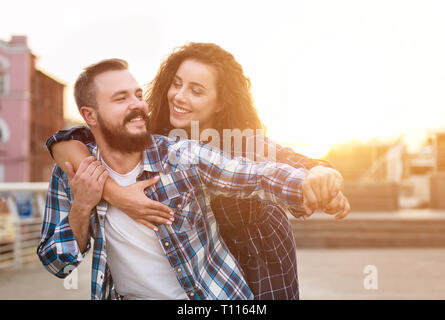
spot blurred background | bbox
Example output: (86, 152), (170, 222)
(1, 0), (445, 299)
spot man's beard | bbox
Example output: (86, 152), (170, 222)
(97, 110), (151, 153)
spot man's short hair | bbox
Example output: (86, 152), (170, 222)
(74, 58), (128, 110)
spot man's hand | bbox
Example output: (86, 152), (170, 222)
(66, 156), (108, 253)
(302, 165), (344, 215)
(66, 156), (108, 210)
(109, 177), (175, 232)
(322, 191), (351, 220)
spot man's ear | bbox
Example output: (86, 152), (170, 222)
(80, 106), (97, 126)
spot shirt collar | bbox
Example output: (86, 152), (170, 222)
(91, 134), (165, 173)
(141, 135), (165, 173)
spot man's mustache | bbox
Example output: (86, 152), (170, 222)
(123, 110), (149, 124)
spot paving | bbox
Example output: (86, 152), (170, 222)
(297, 248), (445, 300)
(0, 253), (92, 300)
(0, 247), (444, 300)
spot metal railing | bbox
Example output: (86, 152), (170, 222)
(0, 182), (48, 270)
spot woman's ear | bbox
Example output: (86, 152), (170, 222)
(79, 106), (98, 126)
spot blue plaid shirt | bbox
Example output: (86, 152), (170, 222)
(37, 134), (308, 300)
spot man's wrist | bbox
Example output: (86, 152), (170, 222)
(68, 203), (91, 255)
(71, 201), (94, 217)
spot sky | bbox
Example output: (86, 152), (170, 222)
(2, 0), (445, 157)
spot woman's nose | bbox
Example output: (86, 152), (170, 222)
(174, 88), (186, 104)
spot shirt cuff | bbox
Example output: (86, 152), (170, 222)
(54, 215), (90, 263)
(282, 167), (308, 212)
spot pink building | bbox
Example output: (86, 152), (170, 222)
(0, 36), (65, 182)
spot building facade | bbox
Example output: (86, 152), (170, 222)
(0, 36), (64, 182)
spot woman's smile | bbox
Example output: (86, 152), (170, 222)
(170, 103), (192, 116)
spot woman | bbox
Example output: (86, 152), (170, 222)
(48, 43), (348, 299)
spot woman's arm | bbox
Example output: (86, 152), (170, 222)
(51, 140), (92, 173)
(50, 137), (174, 230)
(51, 140), (121, 203)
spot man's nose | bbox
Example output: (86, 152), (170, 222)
(128, 96), (146, 109)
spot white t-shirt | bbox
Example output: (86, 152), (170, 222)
(101, 159), (188, 300)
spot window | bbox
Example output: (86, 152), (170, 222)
(0, 55), (10, 96)
(0, 72), (5, 96)
(0, 118), (9, 143)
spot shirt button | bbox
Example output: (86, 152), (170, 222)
(189, 292), (195, 298)
(177, 204), (182, 209)
(164, 241), (170, 247)
(177, 268), (181, 273)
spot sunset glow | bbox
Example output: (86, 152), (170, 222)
(1, 0), (444, 156)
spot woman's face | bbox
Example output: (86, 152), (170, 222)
(167, 59), (221, 132)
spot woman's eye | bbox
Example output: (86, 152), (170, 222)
(192, 88), (202, 95)
(115, 97), (125, 101)
(173, 82), (182, 88)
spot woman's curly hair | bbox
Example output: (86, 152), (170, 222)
(145, 42), (265, 136)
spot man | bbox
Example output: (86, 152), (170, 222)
(37, 58), (349, 300)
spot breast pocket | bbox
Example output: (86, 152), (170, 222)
(166, 189), (203, 233)
(141, 168), (205, 233)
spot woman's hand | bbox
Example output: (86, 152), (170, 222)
(51, 138), (174, 231)
(107, 176), (175, 231)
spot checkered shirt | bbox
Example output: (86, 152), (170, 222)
(38, 133), (308, 300)
(209, 134), (325, 300)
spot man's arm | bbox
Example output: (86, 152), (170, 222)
(174, 140), (308, 213)
(37, 157), (107, 278)
(68, 203), (91, 253)
(172, 139), (349, 220)
(247, 135), (345, 212)
(64, 157), (108, 252)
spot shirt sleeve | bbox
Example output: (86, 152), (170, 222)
(175, 140), (309, 213)
(244, 134), (335, 169)
(45, 126), (96, 159)
(36, 165), (91, 279)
